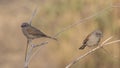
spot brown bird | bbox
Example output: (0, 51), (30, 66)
(21, 22), (57, 40)
(79, 30), (103, 50)
(21, 22), (57, 61)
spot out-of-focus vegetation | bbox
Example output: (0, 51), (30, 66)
(0, 0), (120, 68)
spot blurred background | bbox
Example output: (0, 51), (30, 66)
(0, 0), (120, 68)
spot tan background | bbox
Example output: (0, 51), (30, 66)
(0, 0), (120, 68)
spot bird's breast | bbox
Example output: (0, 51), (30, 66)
(87, 34), (100, 46)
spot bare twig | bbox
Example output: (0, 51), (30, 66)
(104, 40), (120, 45)
(54, 4), (120, 37)
(28, 41), (48, 62)
(24, 41), (48, 68)
(54, 5), (112, 37)
(24, 44), (33, 68)
(28, 7), (38, 25)
(100, 36), (113, 46)
(33, 41), (48, 47)
(65, 37), (120, 68)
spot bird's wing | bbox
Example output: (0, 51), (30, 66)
(27, 26), (47, 36)
(83, 34), (90, 45)
(79, 37), (89, 50)
(97, 36), (101, 45)
(83, 37), (88, 45)
(82, 31), (94, 45)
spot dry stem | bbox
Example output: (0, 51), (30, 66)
(28, 7), (38, 25)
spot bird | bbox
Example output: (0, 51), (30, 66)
(79, 30), (103, 50)
(21, 22), (57, 61)
(21, 22), (57, 40)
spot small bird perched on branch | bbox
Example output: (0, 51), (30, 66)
(21, 22), (57, 40)
(21, 22), (57, 61)
(79, 30), (103, 50)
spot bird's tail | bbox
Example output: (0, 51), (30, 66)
(79, 45), (87, 50)
(46, 36), (57, 41)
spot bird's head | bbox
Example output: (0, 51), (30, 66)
(21, 22), (30, 28)
(94, 30), (103, 37)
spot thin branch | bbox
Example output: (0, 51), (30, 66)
(100, 36), (113, 45)
(28, 41), (48, 62)
(54, 5), (112, 37)
(54, 4), (120, 37)
(65, 37), (120, 68)
(24, 45), (33, 68)
(33, 41), (48, 47)
(104, 40), (120, 45)
(24, 41), (48, 68)
(28, 7), (38, 25)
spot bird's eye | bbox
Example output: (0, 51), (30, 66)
(24, 24), (26, 27)
(21, 23), (28, 27)
(96, 33), (101, 36)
